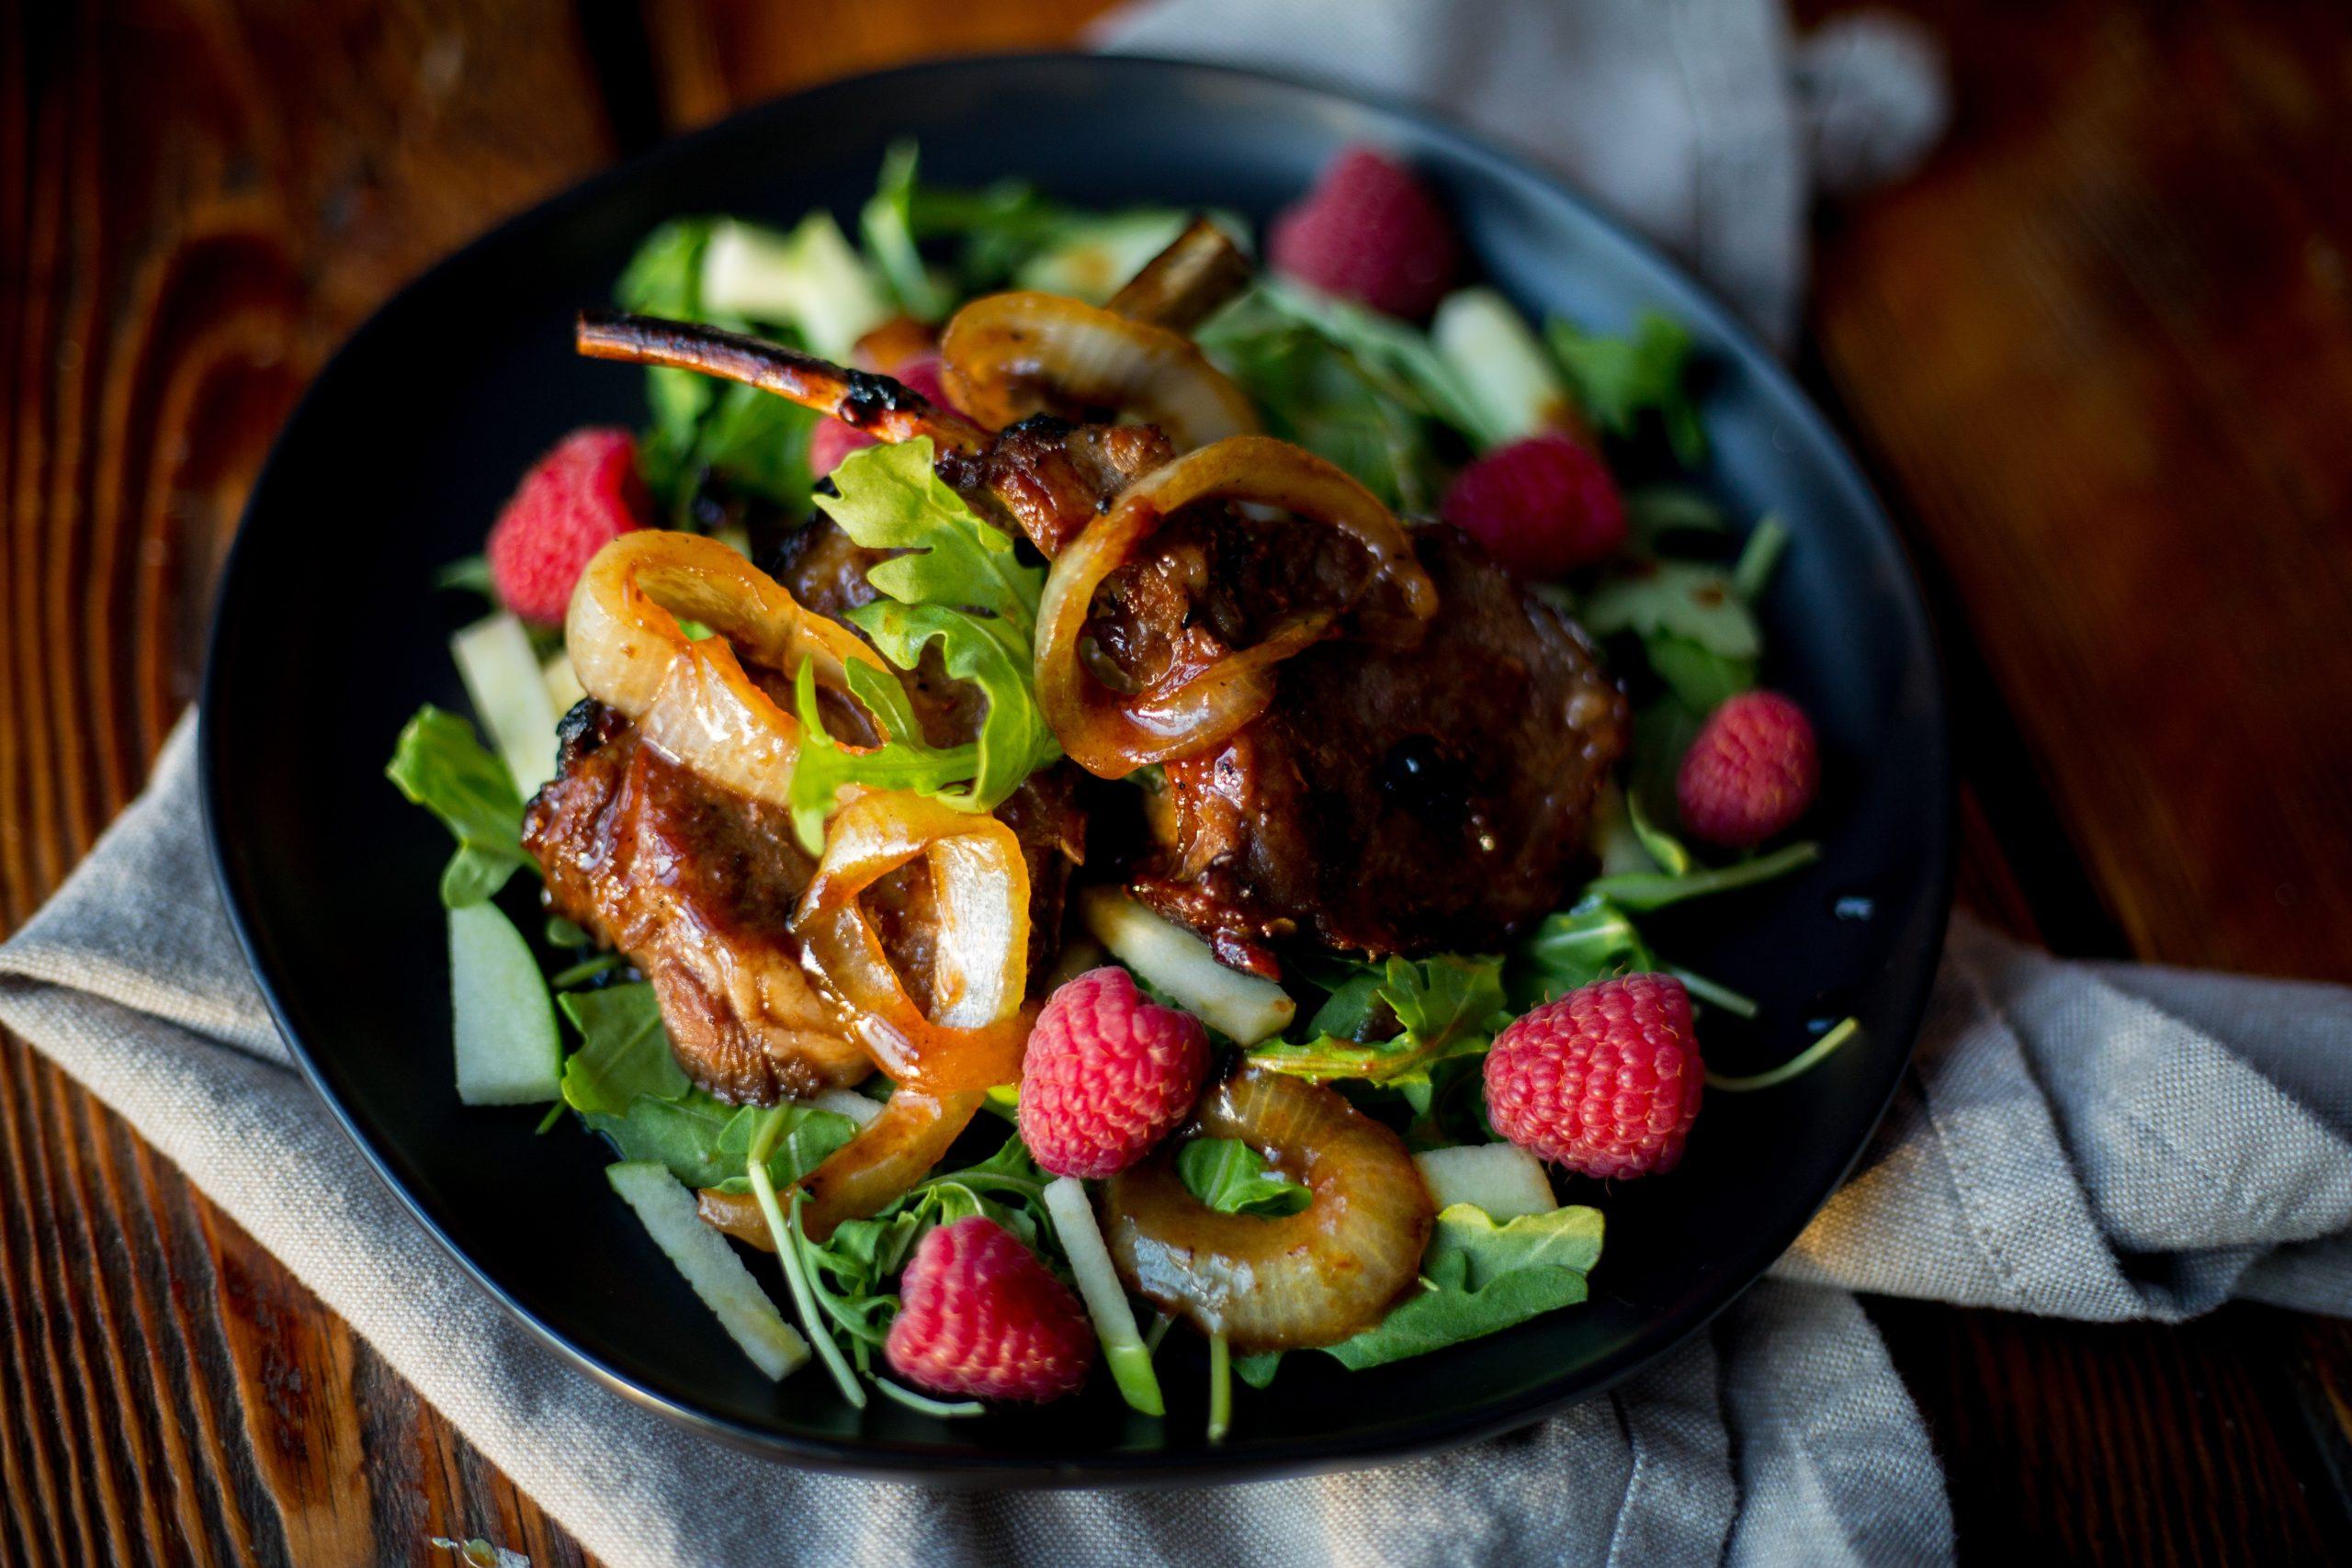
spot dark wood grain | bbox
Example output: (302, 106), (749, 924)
(5, 0), (2350, 1563)
(1800, 0), (2352, 1561)
(1, 1), (616, 1563)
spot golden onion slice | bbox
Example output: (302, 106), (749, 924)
(1033, 434), (1439, 777)
(1103, 1065), (1435, 1352)
(565, 530), (888, 812)
(789, 790), (1035, 1096)
(939, 290), (1260, 451)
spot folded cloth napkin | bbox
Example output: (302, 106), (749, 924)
(7, 6), (2348, 1566)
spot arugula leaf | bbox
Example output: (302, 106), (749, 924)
(1247, 278), (1501, 448)
(786, 658), (978, 850)
(1198, 290), (1448, 512)
(903, 177), (1192, 296)
(582, 1092), (741, 1187)
(852, 600), (1059, 804)
(1323, 1204), (1604, 1370)
(557, 983), (689, 1115)
(1250, 954), (1508, 1084)
(1583, 558), (1762, 712)
(1176, 1139), (1311, 1218)
(794, 1131), (1058, 1369)
(1583, 560), (1759, 660)
(386, 706), (534, 907)
(788, 440), (1061, 846)
(1545, 310), (1706, 467)
(1511, 895), (1658, 1009)
(860, 141), (954, 321)
(1234, 1350), (1284, 1390)
(698, 1101), (860, 1193)
(1244, 1205), (1607, 1384)
(818, 439), (1043, 633)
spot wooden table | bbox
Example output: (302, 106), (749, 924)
(6, 1), (2347, 1561)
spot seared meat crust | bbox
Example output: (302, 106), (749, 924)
(1126, 525), (1626, 964)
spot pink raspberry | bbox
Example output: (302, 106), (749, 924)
(1676, 690), (1819, 848)
(484, 427), (647, 623)
(1440, 434), (1627, 578)
(809, 355), (957, 476)
(1018, 966), (1209, 1179)
(1484, 974), (1703, 1179)
(884, 1216), (1094, 1404)
(1268, 145), (1460, 320)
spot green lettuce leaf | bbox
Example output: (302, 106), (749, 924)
(385, 705), (533, 907)
(1545, 310), (1706, 467)
(1197, 289), (1448, 513)
(817, 439), (1043, 633)
(558, 983), (689, 1116)
(1324, 1203), (1605, 1371)
(860, 141), (954, 321)
(1250, 953), (1509, 1085)
(1176, 1139), (1311, 1218)
(615, 219), (819, 523)
(787, 440), (1060, 848)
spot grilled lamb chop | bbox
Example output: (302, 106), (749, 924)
(572, 231), (1623, 975)
(526, 699), (1081, 1104)
(524, 703), (863, 1104)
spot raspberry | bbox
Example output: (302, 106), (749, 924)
(1018, 966), (1209, 1179)
(1676, 690), (1819, 848)
(485, 427), (647, 624)
(1268, 146), (1460, 320)
(809, 355), (957, 476)
(1440, 434), (1627, 578)
(884, 1215), (1093, 1403)
(1484, 974), (1702, 1179)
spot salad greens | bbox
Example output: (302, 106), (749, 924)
(1237, 1202), (1605, 1387)
(390, 140), (1868, 1435)
(1176, 1138), (1312, 1218)
(786, 438), (1062, 848)
(385, 706), (533, 908)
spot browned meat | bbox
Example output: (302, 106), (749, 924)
(525, 697), (1084, 1103)
(524, 703), (866, 1103)
(943, 416), (1176, 558)
(1126, 525), (1627, 965)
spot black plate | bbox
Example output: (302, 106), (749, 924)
(201, 53), (1950, 1484)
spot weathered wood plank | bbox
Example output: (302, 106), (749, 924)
(0, 1), (620, 1563)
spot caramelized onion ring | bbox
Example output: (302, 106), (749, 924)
(790, 791), (1035, 1095)
(1034, 435), (1440, 777)
(697, 1087), (986, 1247)
(1103, 1066), (1435, 1351)
(940, 291), (1260, 451)
(565, 531), (888, 812)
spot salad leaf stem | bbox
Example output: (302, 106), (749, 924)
(873, 1378), (983, 1418)
(748, 1115), (865, 1408)
(1582, 840), (1821, 911)
(1668, 966), (1758, 1020)
(1732, 517), (1791, 601)
(1206, 1333), (1232, 1446)
(1708, 1017), (1863, 1092)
